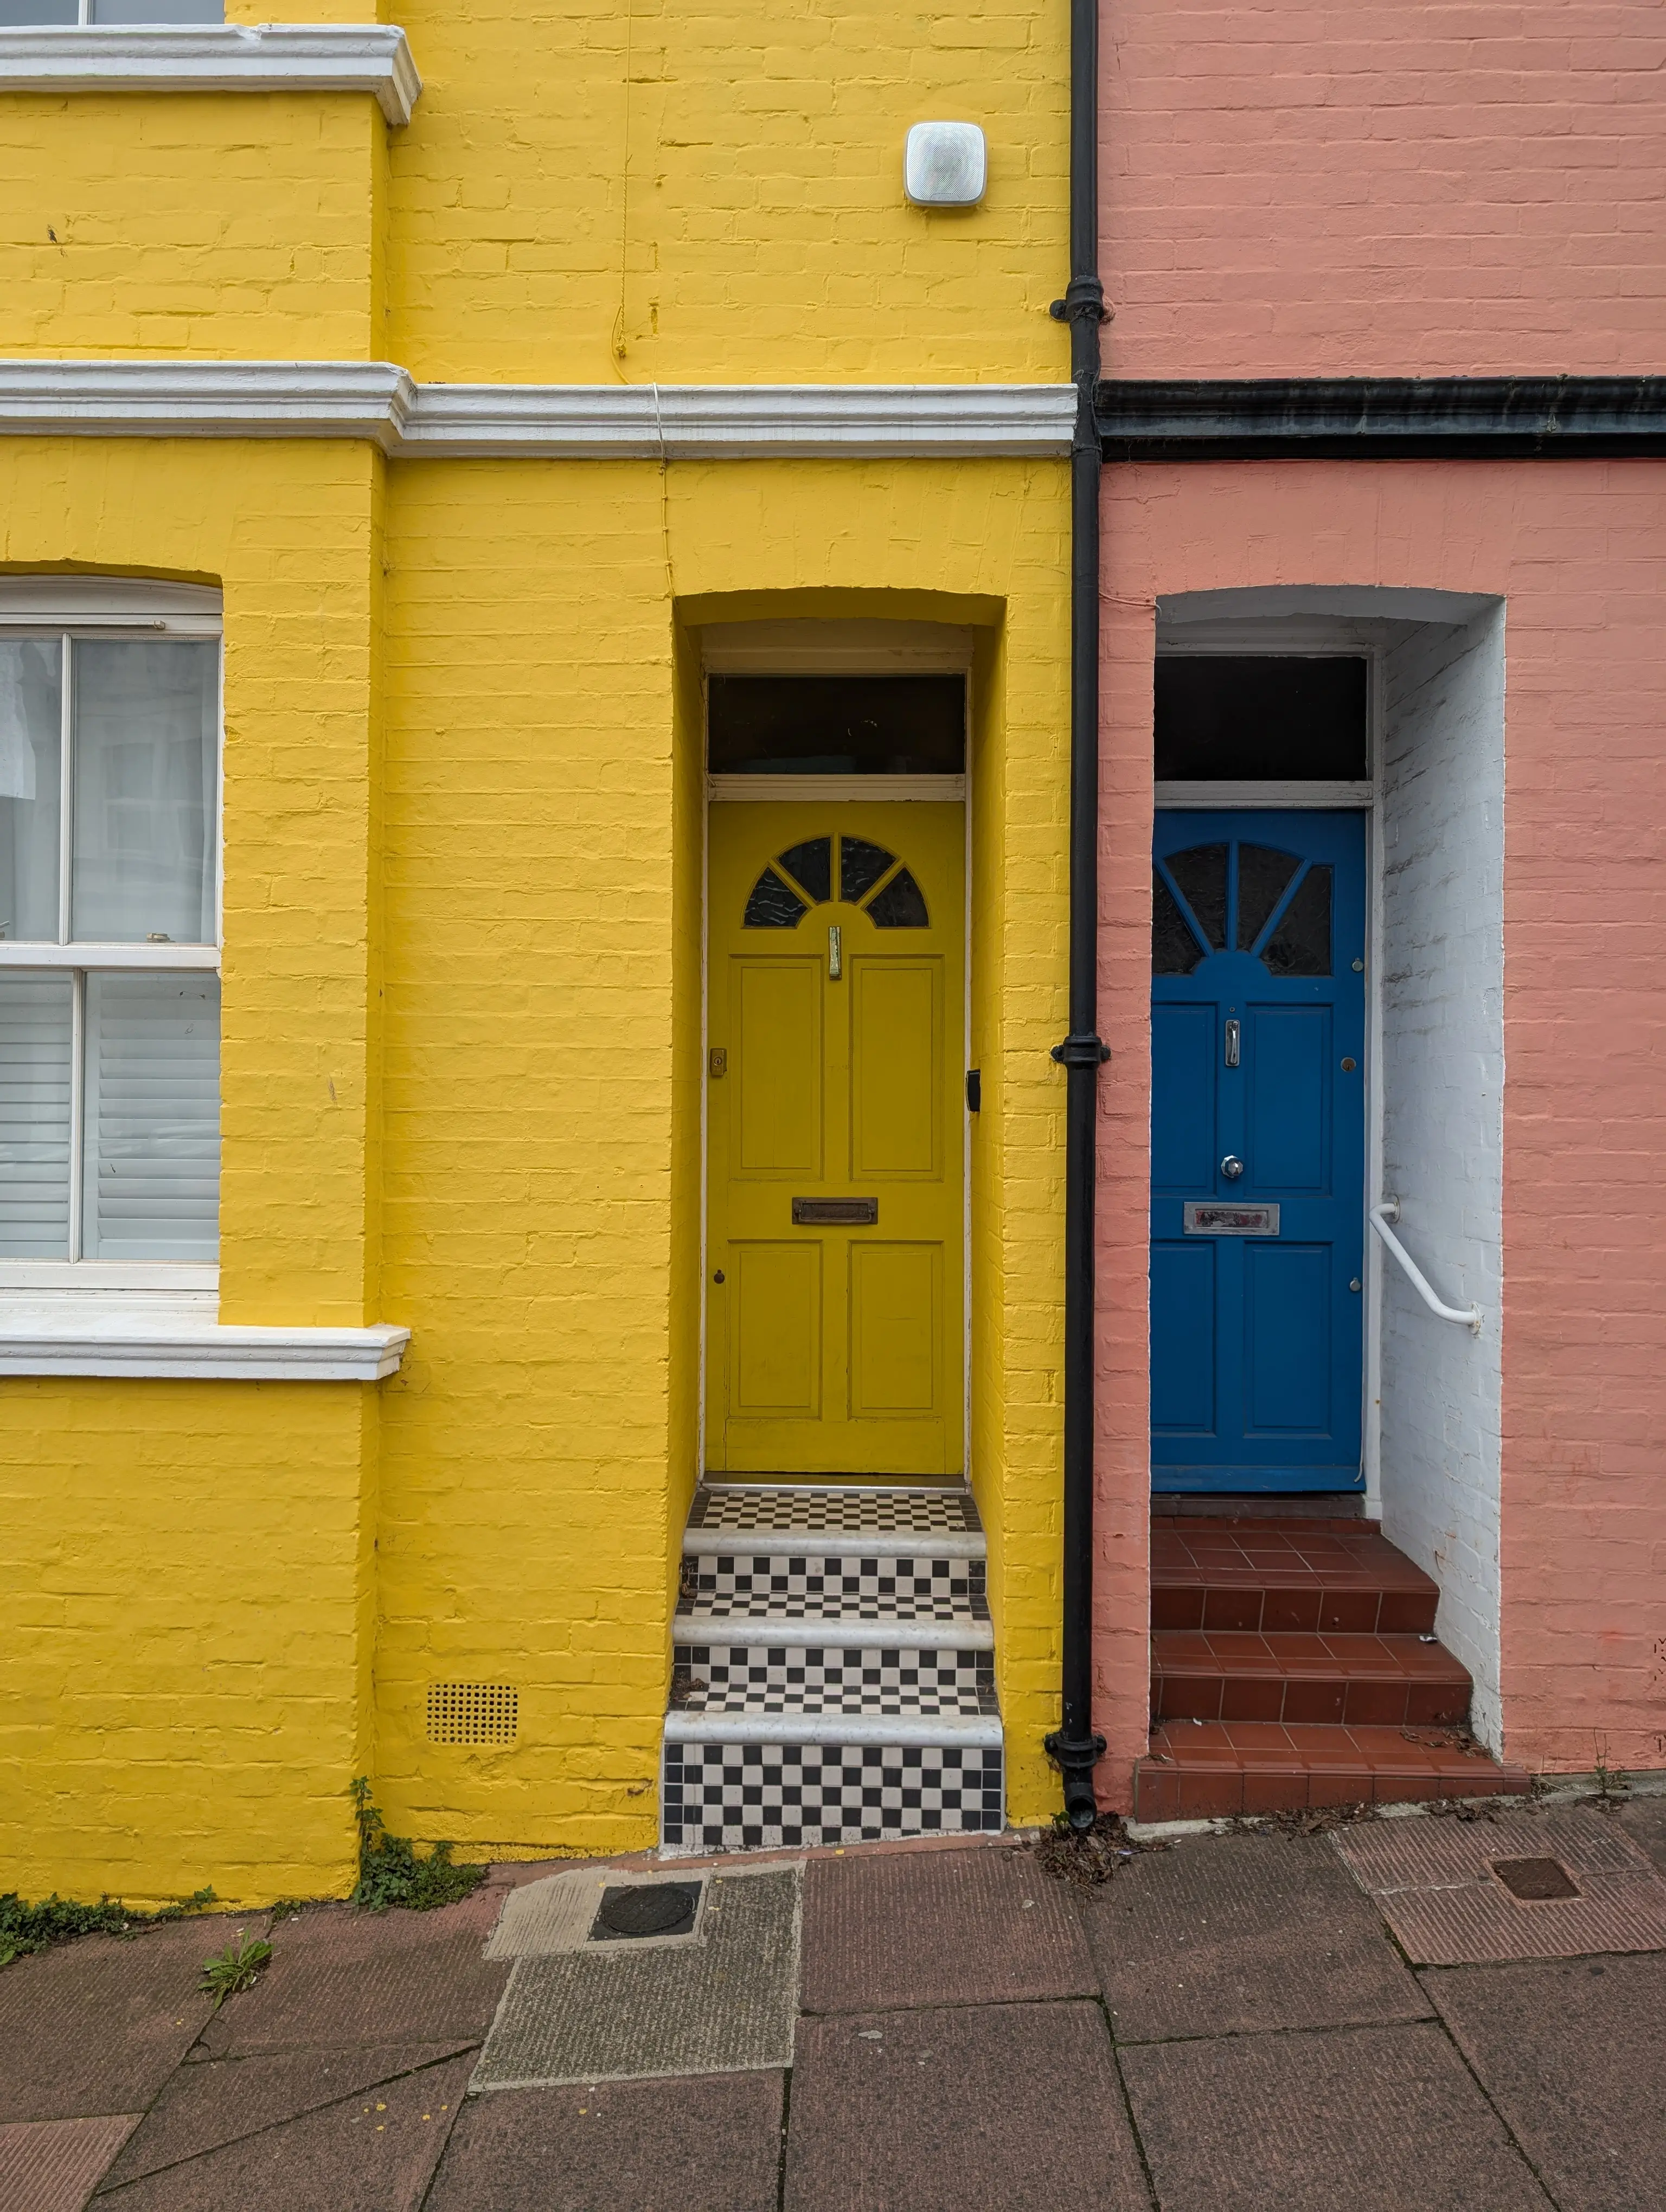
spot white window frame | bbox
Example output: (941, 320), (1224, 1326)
(37, 4), (224, 22)
(0, 576), (222, 1293)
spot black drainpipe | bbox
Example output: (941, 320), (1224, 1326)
(1043, 0), (1111, 1830)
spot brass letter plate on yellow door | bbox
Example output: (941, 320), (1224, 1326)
(792, 1197), (879, 1226)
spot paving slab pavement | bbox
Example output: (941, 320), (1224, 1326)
(1425, 1953), (1666, 2212)
(196, 1894), (507, 2059)
(0, 1919), (238, 2124)
(1119, 2020), (1552, 2212)
(0, 2117), (138, 2212)
(1082, 1829), (1427, 2041)
(98, 2041), (478, 2190)
(1616, 1794), (1666, 1873)
(425, 2071), (784, 2212)
(800, 1842), (1094, 2013)
(4, 1802), (1666, 2209)
(88, 2048), (475, 2211)
(785, 1999), (1149, 2212)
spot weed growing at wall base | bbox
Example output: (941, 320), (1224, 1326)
(0, 1886), (217, 1968)
(200, 1930), (273, 2008)
(349, 1778), (486, 1913)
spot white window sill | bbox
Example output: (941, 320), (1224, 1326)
(0, 24), (420, 127)
(0, 1291), (410, 1379)
(0, 943), (220, 969)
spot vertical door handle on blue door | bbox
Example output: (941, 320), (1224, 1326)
(1224, 1018), (1240, 1067)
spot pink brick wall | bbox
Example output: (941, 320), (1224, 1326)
(1100, 2), (1666, 376)
(1094, 459), (1666, 1788)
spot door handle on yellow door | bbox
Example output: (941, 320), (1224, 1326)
(828, 923), (842, 980)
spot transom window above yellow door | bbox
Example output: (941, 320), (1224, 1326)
(743, 834), (930, 931)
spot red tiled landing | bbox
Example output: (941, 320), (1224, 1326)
(1151, 1517), (1438, 1635)
(1134, 1722), (1532, 1822)
(1151, 1629), (1471, 1729)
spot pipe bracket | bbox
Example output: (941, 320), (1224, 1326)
(1051, 1032), (1111, 1068)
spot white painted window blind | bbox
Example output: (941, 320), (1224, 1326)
(83, 973), (221, 1261)
(0, 623), (220, 1265)
(0, 977), (72, 1258)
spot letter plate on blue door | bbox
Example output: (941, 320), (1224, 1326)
(1183, 1201), (1280, 1236)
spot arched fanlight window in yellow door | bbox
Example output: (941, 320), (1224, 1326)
(743, 833), (930, 930)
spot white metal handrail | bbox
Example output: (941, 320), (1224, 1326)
(1369, 1200), (1482, 1334)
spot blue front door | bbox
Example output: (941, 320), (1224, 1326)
(1150, 811), (1367, 1494)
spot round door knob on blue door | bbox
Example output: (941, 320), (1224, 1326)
(1220, 1155), (1245, 1180)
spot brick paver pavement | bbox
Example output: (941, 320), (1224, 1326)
(1, 1792), (1661, 2210)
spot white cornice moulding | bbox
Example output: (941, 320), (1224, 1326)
(0, 1316), (412, 1380)
(0, 25), (422, 127)
(0, 362), (1076, 459)
(405, 382), (1078, 458)
(0, 361), (415, 448)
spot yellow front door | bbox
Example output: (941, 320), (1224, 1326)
(706, 803), (965, 1476)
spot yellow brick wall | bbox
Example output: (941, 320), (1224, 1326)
(1, 1381), (377, 1909)
(366, 458), (1067, 1856)
(0, 96), (387, 360)
(968, 607), (1071, 1819)
(3, 1), (1067, 383)
(1, 453), (1068, 1887)
(385, 0), (1068, 383)
(0, 439), (387, 1903)
(10, 0), (1074, 1890)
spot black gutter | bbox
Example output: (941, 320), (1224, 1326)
(1043, 0), (1110, 1832)
(1097, 375), (1666, 461)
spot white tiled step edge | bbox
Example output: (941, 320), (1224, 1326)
(685, 1528), (984, 1560)
(674, 1614), (992, 1650)
(664, 1710), (1002, 1750)
(688, 1484), (984, 1557)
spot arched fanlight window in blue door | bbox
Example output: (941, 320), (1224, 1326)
(1153, 840), (1331, 976)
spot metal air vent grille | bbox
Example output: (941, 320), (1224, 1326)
(427, 1681), (518, 1744)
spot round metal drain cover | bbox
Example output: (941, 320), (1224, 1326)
(596, 1883), (697, 1937)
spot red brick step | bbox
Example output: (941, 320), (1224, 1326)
(1151, 1628), (1471, 1729)
(1152, 1517), (1438, 1636)
(1140, 1514), (1528, 1818)
(1135, 1720), (1532, 1822)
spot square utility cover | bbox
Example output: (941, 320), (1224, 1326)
(1333, 1807), (1666, 1965)
(475, 1868), (800, 2089)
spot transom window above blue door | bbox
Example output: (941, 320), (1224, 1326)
(1153, 840), (1332, 978)
(744, 834), (928, 929)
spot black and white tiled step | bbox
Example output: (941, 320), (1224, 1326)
(662, 1482), (1004, 1853)
(686, 1484), (981, 1542)
(672, 1642), (997, 1718)
(679, 1551), (988, 1623)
